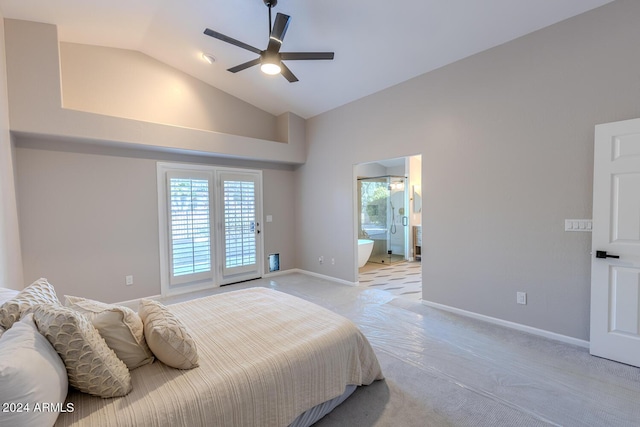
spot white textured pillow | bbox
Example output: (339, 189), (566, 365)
(33, 304), (132, 398)
(0, 314), (68, 427)
(0, 278), (61, 330)
(65, 295), (154, 370)
(139, 299), (199, 369)
(0, 287), (19, 305)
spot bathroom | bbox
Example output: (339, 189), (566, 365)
(355, 155), (422, 299)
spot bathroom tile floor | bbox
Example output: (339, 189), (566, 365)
(358, 261), (422, 301)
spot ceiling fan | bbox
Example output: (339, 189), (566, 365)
(203, 0), (334, 82)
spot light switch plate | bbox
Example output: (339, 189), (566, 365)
(565, 219), (592, 232)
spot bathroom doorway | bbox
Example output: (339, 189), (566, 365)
(355, 155), (422, 301)
(358, 175), (407, 264)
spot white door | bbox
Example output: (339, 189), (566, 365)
(591, 118), (640, 367)
(217, 171), (263, 284)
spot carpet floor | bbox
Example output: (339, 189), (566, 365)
(162, 272), (640, 427)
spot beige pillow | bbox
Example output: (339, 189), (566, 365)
(65, 295), (154, 370)
(0, 278), (61, 330)
(33, 304), (132, 398)
(139, 299), (199, 369)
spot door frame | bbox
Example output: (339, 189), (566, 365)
(157, 162), (264, 297)
(215, 169), (264, 286)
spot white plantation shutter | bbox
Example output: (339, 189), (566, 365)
(158, 164), (262, 295)
(167, 173), (212, 285)
(223, 179), (256, 269)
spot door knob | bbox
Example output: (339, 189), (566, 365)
(596, 250), (620, 259)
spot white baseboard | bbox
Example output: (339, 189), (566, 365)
(421, 300), (589, 349)
(285, 268), (359, 287)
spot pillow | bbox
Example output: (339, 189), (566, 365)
(0, 287), (19, 305)
(138, 299), (199, 369)
(0, 314), (68, 427)
(33, 304), (132, 398)
(0, 278), (61, 330)
(65, 295), (154, 370)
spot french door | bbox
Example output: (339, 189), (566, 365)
(217, 171), (262, 284)
(158, 163), (263, 296)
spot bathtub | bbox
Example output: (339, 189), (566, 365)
(357, 239), (374, 268)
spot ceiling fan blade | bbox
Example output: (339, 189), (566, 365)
(266, 13), (291, 54)
(280, 62), (299, 83)
(227, 58), (261, 73)
(204, 28), (262, 55)
(280, 52), (335, 61)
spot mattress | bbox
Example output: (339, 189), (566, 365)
(55, 287), (383, 426)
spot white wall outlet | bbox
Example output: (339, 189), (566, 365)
(125, 275), (134, 286)
(319, 256), (324, 264)
(517, 291), (527, 305)
(331, 257), (335, 265)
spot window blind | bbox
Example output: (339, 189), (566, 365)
(223, 180), (256, 268)
(169, 177), (211, 278)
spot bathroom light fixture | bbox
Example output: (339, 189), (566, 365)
(201, 53), (216, 64)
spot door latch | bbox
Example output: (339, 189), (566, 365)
(596, 250), (620, 259)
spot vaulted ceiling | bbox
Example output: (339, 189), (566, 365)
(0, 0), (614, 118)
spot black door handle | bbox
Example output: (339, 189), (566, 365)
(596, 250), (620, 259)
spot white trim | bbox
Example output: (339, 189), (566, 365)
(421, 299), (589, 348)
(280, 268), (359, 287)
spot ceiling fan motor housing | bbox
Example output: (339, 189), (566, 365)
(263, 0), (277, 8)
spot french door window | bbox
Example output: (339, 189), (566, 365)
(157, 163), (263, 296)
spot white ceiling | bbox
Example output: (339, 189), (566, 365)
(0, 0), (614, 119)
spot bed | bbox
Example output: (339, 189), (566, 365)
(1, 284), (383, 427)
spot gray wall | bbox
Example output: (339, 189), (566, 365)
(60, 43), (280, 142)
(296, 0), (640, 341)
(15, 138), (297, 303)
(3, 19), (305, 165)
(0, 15), (23, 290)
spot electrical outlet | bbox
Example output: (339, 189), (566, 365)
(331, 258), (335, 265)
(516, 292), (527, 305)
(319, 256), (324, 264)
(126, 275), (134, 286)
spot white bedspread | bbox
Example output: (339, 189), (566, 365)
(55, 287), (383, 426)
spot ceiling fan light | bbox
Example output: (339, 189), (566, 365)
(261, 62), (281, 75)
